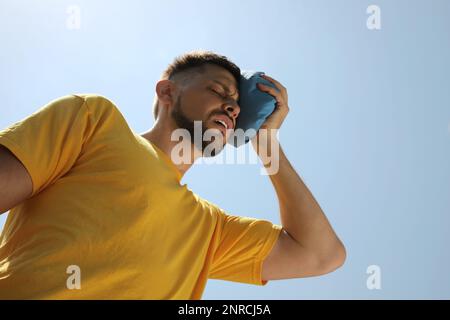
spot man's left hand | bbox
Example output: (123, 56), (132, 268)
(256, 74), (290, 131)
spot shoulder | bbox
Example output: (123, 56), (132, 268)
(71, 93), (118, 111)
(69, 93), (125, 124)
(35, 94), (118, 118)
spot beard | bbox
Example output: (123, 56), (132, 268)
(170, 95), (225, 158)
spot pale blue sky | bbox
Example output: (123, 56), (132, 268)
(1, 0), (449, 299)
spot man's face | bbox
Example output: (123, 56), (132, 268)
(170, 64), (240, 157)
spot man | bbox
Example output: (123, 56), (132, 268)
(0, 50), (345, 299)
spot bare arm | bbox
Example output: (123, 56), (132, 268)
(0, 145), (33, 214)
(257, 136), (346, 280)
(249, 74), (345, 281)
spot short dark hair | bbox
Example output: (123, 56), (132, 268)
(152, 50), (241, 120)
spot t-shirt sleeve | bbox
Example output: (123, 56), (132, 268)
(208, 206), (283, 286)
(0, 94), (94, 196)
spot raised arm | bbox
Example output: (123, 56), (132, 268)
(0, 145), (33, 214)
(259, 141), (346, 280)
(252, 74), (346, 281)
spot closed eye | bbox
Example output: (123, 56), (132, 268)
(210, 88), (227, 99)
(209, 87), (239, 104)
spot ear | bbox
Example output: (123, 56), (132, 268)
(155, 79), (179, 109)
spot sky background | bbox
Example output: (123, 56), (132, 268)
(0, 0), (449, 299)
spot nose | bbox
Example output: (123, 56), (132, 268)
(224, 100), (240, 122)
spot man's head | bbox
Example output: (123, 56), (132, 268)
(152, 50), (241, 157)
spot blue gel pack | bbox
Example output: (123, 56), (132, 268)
(228, 70), (279, 147)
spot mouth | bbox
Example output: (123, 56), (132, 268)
(211, 120), (228, 137)
(213, 119), (227, 130)
(211, 115), (234, 131)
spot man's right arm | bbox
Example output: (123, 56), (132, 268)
(0, 145), (33, 214)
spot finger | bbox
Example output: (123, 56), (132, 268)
(259, 74), (285, 92)
(257, 83), (286, 106)
(257, 83), (280, 97)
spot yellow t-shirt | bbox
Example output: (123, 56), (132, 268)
(0, 94), (282, 299)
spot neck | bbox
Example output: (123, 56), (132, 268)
(140, 119), (200, 179)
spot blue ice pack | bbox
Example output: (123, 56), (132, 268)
(228, 70), (279, 147)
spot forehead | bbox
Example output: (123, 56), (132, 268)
(202, 64), (239, 94)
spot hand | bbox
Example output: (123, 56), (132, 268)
(250, 74), (289, 163)
(256, 74), (290, 131)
